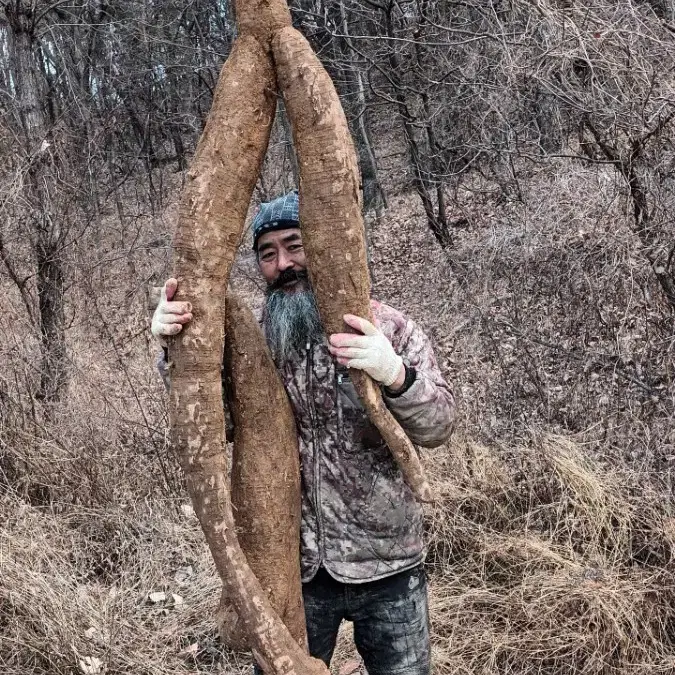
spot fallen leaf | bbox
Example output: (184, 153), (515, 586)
(78, 656), (103, 674)
(84, 627), (98, 640)
(179, 642), (199, 657)
(172, 593), (184, 607)
(148, 591), (167, 603)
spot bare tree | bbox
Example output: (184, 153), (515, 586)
(2, 2), (69, 403)
(294, 0), (387, 214)
(532, 2), (675, 307)
(0, 0), (236, 406)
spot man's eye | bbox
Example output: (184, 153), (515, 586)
(289, 244), (303, 252)
(260, 252), (275, 262)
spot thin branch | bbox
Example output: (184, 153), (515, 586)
(0, 231), (36, 325)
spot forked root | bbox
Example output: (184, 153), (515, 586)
(272, 26), (433, 503)
(169, 33), (328, 675)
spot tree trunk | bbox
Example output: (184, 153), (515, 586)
(279, 100), (300, 186)
(4, 3), (69, 404)
(36, 231), (67, 402)
(381, 3), (451, 248)
(338, 1), (387, 216)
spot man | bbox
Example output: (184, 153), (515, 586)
(151, 191), (455, 675)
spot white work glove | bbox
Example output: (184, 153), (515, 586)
(329, 314), (404, 388)
(151, 278), (193, 346)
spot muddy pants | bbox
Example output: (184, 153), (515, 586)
(255, 564), (431, 675)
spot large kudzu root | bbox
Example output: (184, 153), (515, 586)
(272, 27), (433, 503)
(171, 2), (429, 671)
(233, 0), (291, 49)
(169, 32), (328, 675)
(217, 293), (307, 652)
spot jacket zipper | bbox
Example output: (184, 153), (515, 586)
(307, 342), (324, 564)
(336, 372), (344, 450)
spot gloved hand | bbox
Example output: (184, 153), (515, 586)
(329, 314), (404, 388)
(151, 278), (193, 346)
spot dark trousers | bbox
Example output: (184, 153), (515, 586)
(255, 564), (431, 675)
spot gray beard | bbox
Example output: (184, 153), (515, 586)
(263, 288), (323, 363)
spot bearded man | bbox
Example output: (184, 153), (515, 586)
(151, 191), (455, 675)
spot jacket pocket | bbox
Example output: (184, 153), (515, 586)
(361, 463), (423, 539)
(335, 369), (385, 451)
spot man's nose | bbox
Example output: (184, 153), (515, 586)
(277, 250), (295, 271)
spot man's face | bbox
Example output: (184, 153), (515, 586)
(258, 227), (321, 360)
(257, 228), (308, 291)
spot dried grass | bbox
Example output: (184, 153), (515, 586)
(3, 421), (675, 674)
(0, 491), (240, 674)
(424, 434), (675, 675)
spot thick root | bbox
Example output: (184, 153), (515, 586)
(233, 0), (291, 49)
(170, 34), (328, 675)
(272, 26), (433, 503)
(218, 292), (307, 651)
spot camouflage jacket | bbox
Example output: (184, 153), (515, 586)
(158, 300), (455, 583)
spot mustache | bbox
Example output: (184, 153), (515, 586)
(269, 268), (310, 292)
